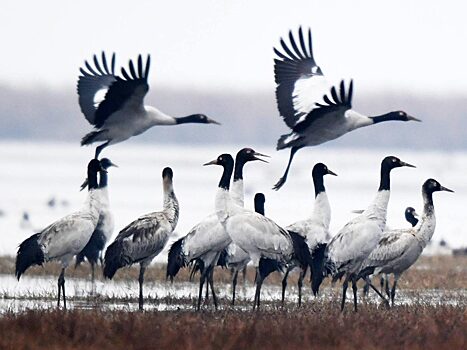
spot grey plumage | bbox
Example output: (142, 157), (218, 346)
(15, 159), (105, 309)
(359, 179), (453, 306)
(104, 167), (178, 311)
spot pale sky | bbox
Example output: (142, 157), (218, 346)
(1, 0), (466, 94)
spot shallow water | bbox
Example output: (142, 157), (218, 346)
(1, 274), (465, 314)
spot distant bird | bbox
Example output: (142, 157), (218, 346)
(104, 167), (178, 311)
(315, 156), (415, 311)
(205, 153), (310, 309)
(75, 158), (117, 284)
(47, 197), (56, 208)
(359, 179), (453, 306)
(166, 148), (267, 310)
(15, 159), (105, 309)
(77, 52), (220, 157)
(272, 28), (420, 189)
(20, 211), (31, 229)
(281, 163), (336, 306)
(363, 206), (419, 297)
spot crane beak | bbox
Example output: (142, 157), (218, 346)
(108, 161), (118, 168)
(327, 169), (338, 176)
(440, 185), (454, 193)
(203, 159), (218, 166)
(407, 115), (422, 122)
(400, 161), (416, 168)
(207, 117), (221, 125)
(254, 152), (270, 163)
(79, 179), (89, 192)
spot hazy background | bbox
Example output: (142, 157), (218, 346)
(0, 0), (466, 149)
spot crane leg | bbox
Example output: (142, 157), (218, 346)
(138, 265), (146, 311)
(341, 277), (349, 312)
(281, 270), (289, 306)
(367, 282), (390, 307)
(298, 265), (307, 307)
(57, 273), (61, 308)
(57, 268), (66, 310)
(95, 141), (110, 159)
(197, 268), (208, 311)
(352, 278), (358, 312)
(390, 276), (399, 307)
(253, 267), (265, 310)
(385, 275), (391, 298)
(253, 276), (264, 311)
(362, 276), (370, 297)
(205, 275), (210, 301)
(273, 146), (300, 190)
(232, 270), (239, 306)
(207, 267), (218, 310)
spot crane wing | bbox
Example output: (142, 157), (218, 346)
(77, 52), (118, 126)
(114, 212), (171, 263)
(78, 53), (151, 129)
(364, 230), (415, 269)
(292, 80), (353, 133)
(274, 27), (324, 129)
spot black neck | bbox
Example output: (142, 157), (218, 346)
(234, 156), (246, 181)
(423, 190), (434, 209)
(408, 216), (419, 227)
(87, 169), (99, 190)
(99, 170), (108, 188)
(378, 166), (392, 191)
(219, 161), (234, 191)
(175, 115), (199, 124)
(313, 175), (325, 197)
(254, 200), (265, 215)
(370, 113), (398, 124)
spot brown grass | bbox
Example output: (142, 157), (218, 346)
(1, 255), (466, 349)
(0, 302), (465, 350)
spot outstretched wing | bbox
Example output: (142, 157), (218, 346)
(274, 27), (323, 128)
(78, 53), (151, 129)
(292, 80), (353, 133)
(77, 52), (117, 126)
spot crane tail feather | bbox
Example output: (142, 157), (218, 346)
(310, 243), (328, 296)
(166, 238), (187, 281)
(15, 233), (44, 280)
(103, 240), (128, 279)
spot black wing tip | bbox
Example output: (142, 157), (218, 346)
(80, 51), (117, 77)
